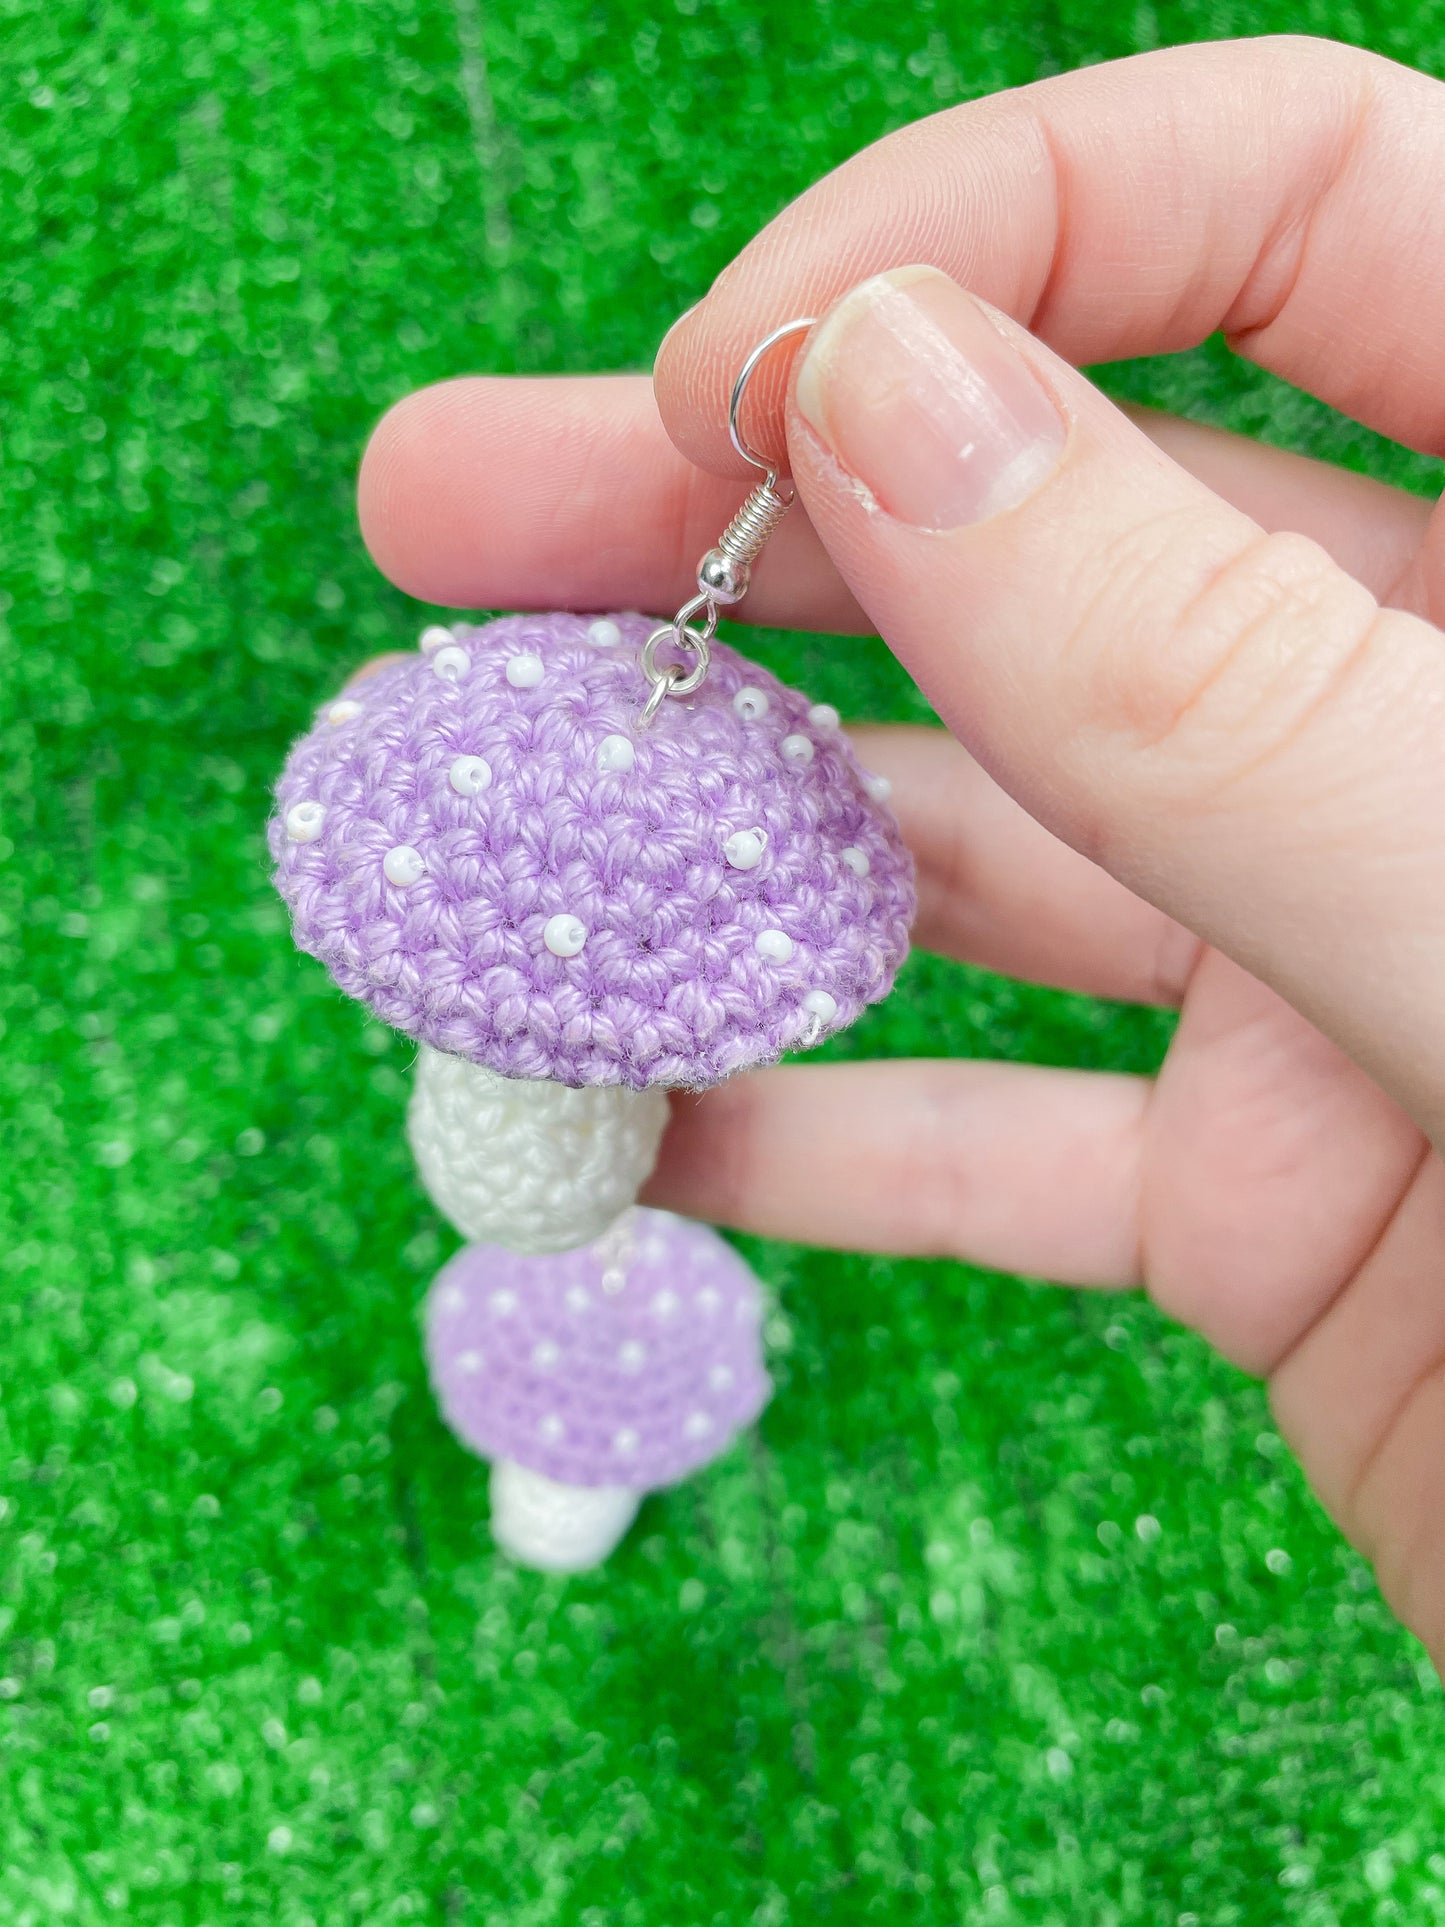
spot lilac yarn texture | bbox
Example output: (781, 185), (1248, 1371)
(425, 1210), (770, 1491)
(270, 612), (914, 1088)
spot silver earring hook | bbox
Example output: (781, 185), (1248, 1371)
(639, 315), (817, 728)
(727, 315), (818, 489)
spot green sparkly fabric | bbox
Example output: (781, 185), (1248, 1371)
(3, 0), (1444, 1919)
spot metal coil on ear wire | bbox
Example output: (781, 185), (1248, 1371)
(719, 481), (791, 568)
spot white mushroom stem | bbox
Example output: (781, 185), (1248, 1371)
(407, 1045), (668, 1254)
(489, 1461), (641, 1573)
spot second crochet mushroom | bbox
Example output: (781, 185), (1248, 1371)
(271, 610), (914, 1567)
(426, 1208), (771, 1572)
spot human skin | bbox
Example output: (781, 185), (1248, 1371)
(357, 37), (1445, 1670)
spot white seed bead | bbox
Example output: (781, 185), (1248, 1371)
(532, 1340), (560, 1370)
(754, 928), (795, 963)
(864, 772), (893, 802)
(543, 913), (587, 958)
(437, 1284), (466, 1312)
(802, 989), (839, 1023)
(781, 734), (814, 764)
(538, 1414), (566, 1443)
(448, 754), (492, 796)
(651, 1289), (679, 1318)
(383, 844), (425, 886)
(587, 617), (623, 648)
(808, 702), (841, 729)
(285, 801), (325, 843)
(506, 653), (544, 688)
(432, 645), (469, 682)
(327, 699), (362, 727)
(733, 685), (770, 721)
(708, 1364), (735, 1392)
(419, 624), (454, 655)
(612, 1426), (639, 1457)
(697, 1288), (721, 1315)
(565, 1286), (591, 1313)
(458, 1350), (482, 1375)
(490, 1289), (518, 1316)
(596, 733), (635, 773)
(683, 1411), (713, 1440)
(722, 829), (766, 871)
(618, 1340), (646, 1372)
(840, 846), (870, 878)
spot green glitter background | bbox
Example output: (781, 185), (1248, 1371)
(4, 0), (1445, 1919)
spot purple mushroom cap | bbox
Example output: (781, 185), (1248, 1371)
(425, 1210), (770, 1491)
(270, 612), (914, 1088)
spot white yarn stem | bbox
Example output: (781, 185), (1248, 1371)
(407, 1045), (668, 1254)
(489, 1460), (640, 1572)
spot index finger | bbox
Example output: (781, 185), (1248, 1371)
(655, 36), (1445, 476)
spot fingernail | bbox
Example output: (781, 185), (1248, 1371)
(794, 268), (1066, 529)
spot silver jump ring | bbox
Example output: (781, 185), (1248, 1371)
(638, 661), (686, 728)
(640, 621), (712, 700)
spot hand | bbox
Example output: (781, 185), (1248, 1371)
(358, 36), (1445, 1669)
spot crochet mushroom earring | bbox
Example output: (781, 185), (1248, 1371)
(269, 320), (916, 1571)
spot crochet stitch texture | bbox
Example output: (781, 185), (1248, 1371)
(407, 1042), (668, 1253)
(426, 1210), (770, 1491)
(270, 612), (914, 1088)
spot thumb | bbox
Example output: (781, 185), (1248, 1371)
(786, 267), (1445, 1140)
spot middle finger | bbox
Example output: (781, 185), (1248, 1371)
(857, 724), (1201, 1005)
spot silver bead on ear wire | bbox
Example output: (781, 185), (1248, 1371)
(639, 317), (816, 727)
